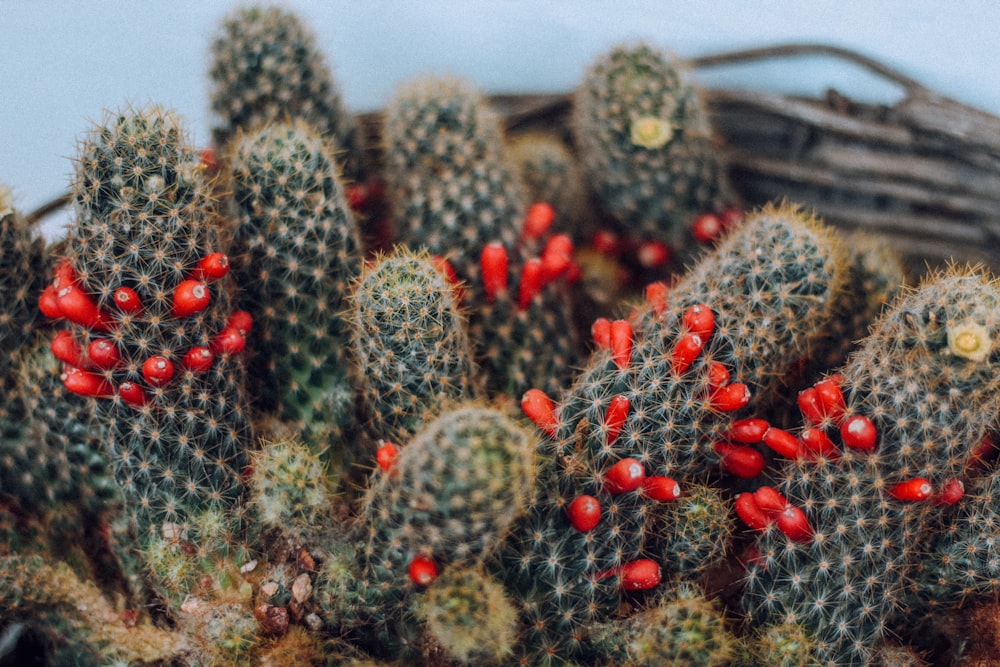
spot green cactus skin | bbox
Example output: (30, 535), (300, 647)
(59, 106), (254, 578)
(0, 555), (186, 665)
(496, 204), (845, 665)
(229, 120), (364, 453)
(744, 268), (1000, 667)
(208, 4), (367, 182)
(589, 584), (737, 667)
(383, 74), (581, 397)
(248, 435), (333, 538)
(348, 248), (478, 444)
(572, 42), (735, 248)
(736, 622), (821, 667)
(325, 405), (537, 660)
(417, 564), (519, 665)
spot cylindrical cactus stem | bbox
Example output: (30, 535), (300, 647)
(208, 4), (367, 182)
(324, 405), (537, 660)
(573, 41), (736, 250)
(53, 106), (254, 586)
(348, 247), (478, 444)
(228, 120), (364, 455)
(743, 268), (1000, 666)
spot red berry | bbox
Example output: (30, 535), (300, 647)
(888, 477), (933, 502)
(840, 415), (877, 451)
(691, 212), (724, 244)
(618, 559), (661, 591)
(590, 229), (620, 256)
(592, 317), (612, 349)
(200, 147), (218, 173)
(480, 243), (508, 302)
(172, 280), (210, 318)
(518, 258), (543, 310)
(53, 258), (78, 289)
(142, 355), (175, 386)
(720, 207), (743, 230)
(813, 378), (846, 423)
(542, 233), (577, 284)
(753, 486), (789, 514)
(604, 394), (630, 445)
(61, 366), (112, 398)
(776, 505), (814, 543)
(87, 338), (122, 370)
(734, 492), (772, 531)
(567, 495), (601, 532)
(670, 333), (704, 375)
(226, 310), (254, 336)
(682, 303), (715, 339)
(725, 418), (770, 444)
(376, 442), (400, 476)
(408, 555), (438, 586)
(522, 202), (556, 240)
(636, 240), (670, 268)
(934, 477), (965, 505)
(118, 381), (149, 407)
(182, 346), (214, 373)
(56, 284), (113, 331)
(521, 388), (558, 437)
(762, 427), (802, 459)
(644, 281), (669, 316)
(210, 327), (246, 355)
(709, 382), (751, 412)
(642, 476), (681, 501)
(714, 442), (765, 479)
(800, 427), (840, 460)
(113, 286), (143, 314)
(193, 252), (230, 281)
(609, 319), (633, 370)
(797, 387), (826, 425)
(346, 183), (369, 211)
(604, 457), (646, 494)
(707, 361), (730, 391)
(51, 330), (86, 367)
(39, 285), (63, 319)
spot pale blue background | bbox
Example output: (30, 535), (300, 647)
(2, 1), (998, 237)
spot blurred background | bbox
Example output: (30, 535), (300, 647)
(2, 0), (998, 238)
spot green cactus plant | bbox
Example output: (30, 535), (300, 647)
(496, 203), (846, 665)
(208, 4), (367, 183)
(348, 247), (478, 444)
(228, 119), (364, 456)
(572, 41), (735, 249)
(742, 268), (1000, 666)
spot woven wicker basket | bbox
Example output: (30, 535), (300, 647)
(360, 43), (1000, 277)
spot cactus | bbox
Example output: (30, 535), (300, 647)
(496, 203), (845, 664)
(573, 42), (735, 249)
(348, 248), (478, 444)
(321, 405), (537, 660)
(589, 584), (737, 667)
(229, 120), (364, 454)
(208, 4), (367, 182)
(247, 435), (333, 539)
(383, 74), (581, 397)
(417, 564), (519, 665)
(508, 131), (591, 240)
(742, 268), (1000, 666)
(44, 106), (254, 601)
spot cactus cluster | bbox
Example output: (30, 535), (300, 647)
(4, 5), (998, 666)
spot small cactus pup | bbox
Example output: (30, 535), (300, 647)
(348, 247), (477, 444)
(497, 203), (846, 664)
(742, 268), (1000, 666)
(320, 405), (537, 661)
(208, 4), (368, 183)
(383, 74), (581, 396)
(588, 583), (737, 667)
(228, 120), (364, 459)
(573, 41), (736, 252)
(47, 105), (255, 604)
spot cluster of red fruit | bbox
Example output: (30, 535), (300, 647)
(37, 253), (251, 405)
